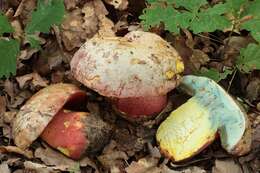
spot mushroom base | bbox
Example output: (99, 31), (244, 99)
(41, 110), (88, 159)
(112, 95), (167, 119)
(41, 109), (112, 160)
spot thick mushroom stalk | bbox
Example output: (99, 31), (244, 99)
(70, 31), (184, 121)
(112, 95), (168, 118)
(12, 84), (112, 159)
(156, 75), (251, 162)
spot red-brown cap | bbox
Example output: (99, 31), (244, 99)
(70, 31), (184, 98)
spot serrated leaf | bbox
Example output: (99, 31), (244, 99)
(236, 43), (260, 73)
(141, 0), (231, 34)
(140, 5), (179, 32)
(204, 3), (228, 15)
(0, 39), (20, 78)
(225, 0), (247, 14)
(190, 12), (230, 33)
(197, 68), (233, 82)
(146, 0), (159, 3)
(242, 0), (260, 16)
(163, 8), (192, 33)
(240, 1), (260, 43)
(176, 0), (207, 12)
(0, 13), (14, 36)
(25, 0), (65, 34)
(188, 2), (230, 33)
(241, 19), (260, 43)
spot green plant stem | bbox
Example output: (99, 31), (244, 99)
(227, 68), (237, 92)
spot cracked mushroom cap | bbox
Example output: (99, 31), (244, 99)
(156, 75), (251, 162)
(12, 83), (86, 149)
(70, 31), (184, 98)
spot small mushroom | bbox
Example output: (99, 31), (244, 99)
(12, 83), (111, 159)
(41, 109), (111, 159)
(70, 31), (184, 120)
(156, 75), (251, 162)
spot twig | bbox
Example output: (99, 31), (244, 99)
(227, 68), (238, 92)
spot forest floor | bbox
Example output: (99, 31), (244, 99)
(0, 0), (259, 173)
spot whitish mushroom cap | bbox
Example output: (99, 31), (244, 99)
(12, 84), (86, 149)
(157, 75), (251, 161)
(70, 31), (184, 98)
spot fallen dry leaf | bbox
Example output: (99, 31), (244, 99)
(190, 49), (210, 70)
(147, 142), (161, 158)
(0, 146), (33, 159)
(61, 9), (88, 51)
(4, 79), (16, 101)
(212, 159), (243, 173)
(0, 162), (10, 173)
(11, 20), (23, 41)
(60, 0), (114, 51)
(64, 0), (79, 10)
(246, 78), (260, 101)
(160, 165), (206, 173)
(15, 0), (36, 24)
(7, 90), (32, 110)
(2, 124), (12, 139)
(257, 102), (260, 111)
(16, 72), (48, 89)
(81, 2), (99, 35)
(38, 41), (64, 70)
(23, 32), (46, 46)
(113, 125), (148, 157)
(23, 161), (60, 173)
(98, 140), (128, 171)
(252, 122), (260, 150)
(219, 36), (253, 67)
(104, 0), (128, 10)
(96, 15), (115, 37)
(125, 157), (159, 173)
(51, 70), (65, 83)
(3, 111), (17, 124)
(35, 145), (97, 172)
(0, 96), (6, 126)
(125, 156), (206, 173)
(18, 49), (39, 61)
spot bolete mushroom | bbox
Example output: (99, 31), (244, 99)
(12, 83), (111, 159)
(70, 31), (184, 120)
(156, 75), (251, 162)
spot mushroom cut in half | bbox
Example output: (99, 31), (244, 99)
(12, 84), (112, 160)
(70, 31), (184, 121)
(156, 75), (251, 162)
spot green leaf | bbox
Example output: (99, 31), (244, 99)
(197, 68), (233, 82)
(26, 34), (41, 49)
(190, 11), (230, 34)
(241, 19), (260, 43)
(240, 1), (260, 43)
(140, 5), (180, 32)
(236, 43), (260, 73)
(0, 39), (20, 78)
(146, 0), (159, 3)
(242, 0), (260, 16)
(140, 1), (231, 34)
(0, 13), (14, 36)
(172, 0), (208, 12)
(225, 0), (247, 13)
(25, 0), (65, 34)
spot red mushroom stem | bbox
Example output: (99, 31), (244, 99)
(113, 95), (167, 118)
